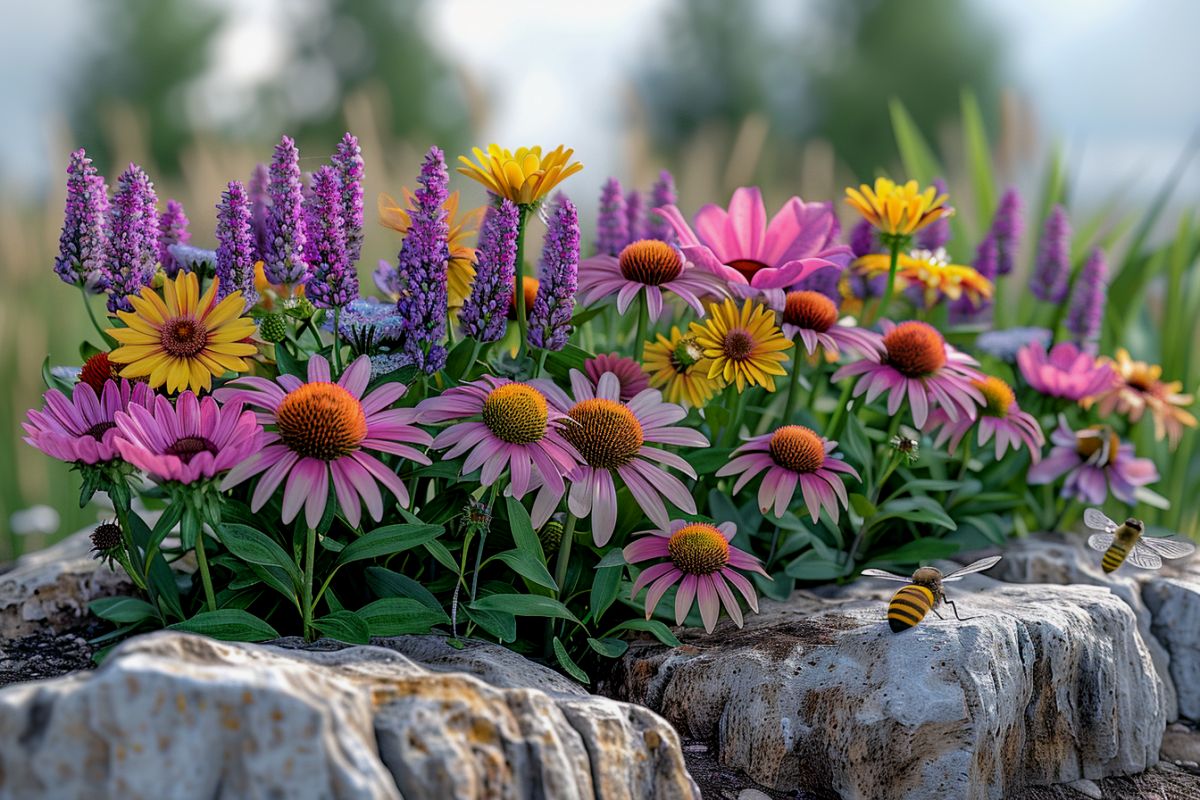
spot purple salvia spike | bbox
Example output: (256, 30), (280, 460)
(460, 200), (520, 344)
(263, 136), (308, 286)
(248, 162), (271, 264)
(1065, 248), (1107, 343)
(914, 178), (951, 251)
(305, 166), (357, 310)
(949, 234), (998, 320)
(849, 219), (875, 258)
(625, 189), (644, 247)
(215, 180), (259, 310)
(1030, 205), (1072, 303)
(991, 187), (1023, 276)
(158, 199), (191, 278)
(54, 149), (108, 290)
(528, 194), (580, 351)
(103, 163), (158, 313)
(595, 178), (627, 256)
(396, 146), (451, 373)
(646, 170), (676, 244)
(331, 132), (364, 265)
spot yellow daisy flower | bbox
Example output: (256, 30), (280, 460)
(855, 248), (993, 309)
(456, 145), (583, 206)
(379, 189), (484, 309)
(845, 178), (952, 237)
(691, 298), (791, 393)
(108, 271), (258, 394)
(643, 326), (724, 408)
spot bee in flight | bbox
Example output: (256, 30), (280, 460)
(862, 556), (1002, 632)
(1083, 509), (1195, 573)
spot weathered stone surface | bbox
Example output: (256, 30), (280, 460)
(604, 580), (1165, 800)
(1145, 576), (1200, 721)
(0, 632), (699, 800)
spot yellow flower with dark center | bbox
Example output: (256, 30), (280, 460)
(457, 145), (583, 206)
(1089, 348), (1197, 449)
(642, 326), (723, 408)
(108, 271), (257, 394)
(379, 190), (483, 308)
(845, 178), (952, 237)
(855, 249), (992, 308)
(690, 298), (791, 392)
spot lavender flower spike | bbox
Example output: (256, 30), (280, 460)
(460, 200), (520, 344)
(915, 178), (951, 251)
(949, 232), (998, 320)
(646, 169), (676, 244)
(396, 146), (452, 373)
(263, 135), (308, 286)
(247, 163), (271, 263)
(215, 180), (259, 309)
(595, 178), (627, 256)
(528, 194), (580, 351)
(103, 163), (159, 313)
(305, 166), (357, 310)
(158, 199), (191, 278)
(1030, 205), (1072, 303)
(331, 132), (364, 264)
(849, 219), (875, 258)
(625, 189), (644, 246)
(1065, 248), (1107, 343)
(54, 148), (108, 289)
(991, 187), (1023, 276)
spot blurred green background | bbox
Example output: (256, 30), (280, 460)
(2, 0), (1198, 556)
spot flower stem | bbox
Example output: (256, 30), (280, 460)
(192, 514), (217, 613)
(826, 380), (855, 440)
(80, 284), (111, 346)
(553, 513), (577, 598)
(955, 436), (974, 482)
(302, 525), (317, 640)
(461, 339), (483, 381)
(470, 482), (501, 602)
(332, 306), (342, 375)
(634, 293), (649, 360)
(110, 488), (148, 592)
(514, 206), (531, 360)
(781, 343), (804, 424)
(722, 389), (748, 448)
(866, 238), (903, 326)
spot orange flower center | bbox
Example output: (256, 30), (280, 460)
(159, 316), (209, 358)
(667, 522), (730, 575)
(85, 421), (116, 441)
(722, 328), (756, 361)
(783, 291), (839, 333)
(165, 435), (219, 464)
(508, 276), (540, 320)
(481, 383), (548, 444)
(1076, 426), (1120, 467)
(563, 398), (644, 469)
(726, 259), (768, 281)
(882, 321), (946, 378)
(80, 352), (120, 394)
(276, 382), (367, 461)
(973, 376), (1015, 418)
(618, 240), (684, 286)
(768, 425), (826, 473)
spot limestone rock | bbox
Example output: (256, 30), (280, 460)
(605, 581), (1165, 800)
(1144, 576), (1200, 721)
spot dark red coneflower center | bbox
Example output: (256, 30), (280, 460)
(768, 425), (826, 473)
(80, 352), (120, 393)
(882, 321), (946, 378)
(160, 316), (209, 358)
(165, 435), (219, 464)
(783, 291), (839, 333)
(276, 382), (367, 461)
(726, 259), (768, 281)
(85, 421), (117, 441)
(722, 328), (756, 361)
(618, 240), (683, 286)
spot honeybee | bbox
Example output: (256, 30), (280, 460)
(1083, 509), (1195, 573)
(862, 556), (1002, 632)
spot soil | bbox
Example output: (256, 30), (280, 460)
(0, 619), (107, 687)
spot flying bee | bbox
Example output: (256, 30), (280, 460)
(861, 556), (1002, 632)
(1083, 509), (1195, 573)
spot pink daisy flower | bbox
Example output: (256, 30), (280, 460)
(716, 425), (860, 522)
(416, 377), (582, 526)
(577, 239), (729, 320)
(114, 391), (263, 484)
(831, 320), (984, 428)
(1017, 340), (1115, 402)
(925, 376), (1044, 463)
(623, 519), (767, 633)
(657, 186), (851, 295)
(1027, 416), (1158, 505)
(217, 354), (432, 529)
(771, 290), (883, 359)
(533, 369), (708, 546)
(23, 379), (154, 465)
(584, 352), (650, 401)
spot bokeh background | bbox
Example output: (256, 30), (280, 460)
(2, 0), (1199, 556)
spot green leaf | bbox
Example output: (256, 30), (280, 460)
(784, 551), (846, 581)
(168, 610), (279, 642)
(586, 637), (628, 659)
(609, 618), (682, 648)
(888, 98), (942, 186)
(849, 493), (877, 519)
(840, 414), (873, 480)
(364, 567), (443, 611)
(595, 549), (627, 568)
(491, 549), (557, 591)
(274, 342), (306, 378)
(688, 447), (735, 476)
(312, 610), (371, 644)
(903, 479), (964, 493)
(961, 88), (997, 231)
(463, 606), (517, 642)
(89, 596), (158, 625)
(506, 496), (544, 561)
(423, 539), (460, 572)
(124, 511), (184, 620)
(553, 637), (590, 684)
(590, 564), (623, 621)
(218, 524), (303, 587)
(41, 356), (74, 393)
(865, 538), (961, 567)
(544, 344), (594, 382)
(358, 597), (449, 636)
(250, 564), (299, 606)
(444, 337), (480, 382)
(469, 593), (580, 624)
(336, 523), (444, 566)
(79, 340), (103, 362)
(873, 496), (957, 531)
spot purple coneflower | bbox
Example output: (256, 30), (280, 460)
(914, 178), (951, 251)
(1027, 416), (1158, 505)
(577, 238), (728, 321)
(54, 148), (109, 289)
(925, 376), (1044, 463)
(263, 136), (308, 287)
(646, 170), (676, 244)
(305, 165), (358, 310)
(23, 380), (154, 466)
(528, 195), (580, 351)
(215, 180), (259, 308)
(772, 291), (882, 359)
(595, 178), (627, 256)
(158, 200), (191, 278)
(1030, 205), (1071, 303)
(991, 187), (1022, 276)
(460, 200), (520, 343)
(625, 189), (644, 244)
(1065, 248), (1107, 343)
(1016, 340), (1114, 402)
(583, 353), (650, 401)
(103, 163), (159, 313)
(624, 520), (766, 633)
(331, 132), (364, 264)
(395, 147), (452, 373)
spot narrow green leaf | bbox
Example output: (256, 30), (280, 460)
(960, 88), (997, 230)
(89, 596), (158, 624)
(423, 539), (460, 572)
(864, 538), (961, 567)
(336, 523), (444, 565)
(609, 618), (682, 648)
(491, 549), (557, 591)
(312, 610), (371, 644)
(358, 597), (449, 636)
(506, 496), (544, 561)
(463, 606), (517, 642)
(469, 593), (580, 624)
(553, 637), (590, 684)
(595, 549), (627, 569)
(590, 564), (623, 621)
(888, 98), (942, 185)
(586, 637), (629, 659)
(168, 610), (279, 642)
(274, 342), (306, 378)
(218, 524), (303, 587)
(364, 566), (443, 611)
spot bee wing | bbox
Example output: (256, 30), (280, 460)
(1083, 508), (1118, 533)
(860, 569), (912, 583)
(1087, 533), (1115, 552)
(1124, 544), (1163, 570)
(1138, 536), (1197, 559)
(942, 555), (1003, 582)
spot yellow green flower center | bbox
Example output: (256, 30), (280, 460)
(667, 522), (730, 575)
(783, 291), (838, 333)
(276, 382), (367, 461)
(481, 383), (549, 444)
(1076, 426), (1120, 467)
(164, 435), (219, 464)
(973, 376), (1015, 418)
(618, 240), (683, 286)
(563, 398), (644, 469)
(670, 337), (703, 373)
(160, 316), (209, 358)
(722, 328), (756, 361)
(768, 425), (826, 473)
(883, 321), (946, 378)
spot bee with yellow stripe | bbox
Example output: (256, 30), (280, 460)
(1084, 509), (1195, 573)
(862, 556), (1002, 632)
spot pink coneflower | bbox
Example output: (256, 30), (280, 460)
(658, 187), (851, 296)
(113, 392), (263, 484)
(623, 519), (767, 633)
(416, 377), (582, 525)
(1016, 340), (1114, 402)
(925, 376), (1044, 463)
(772, 290), (883, 359)
(533, 370), (708, 546)
(716, 425), (860, 521)
(584, 352), (650, 401)
(23, 379), (154, 465)
(217, 354), (432, 529)
(577, 239), (728, 320)
(1027, 416), (1158, 505)
(831, 320), (983, 427)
